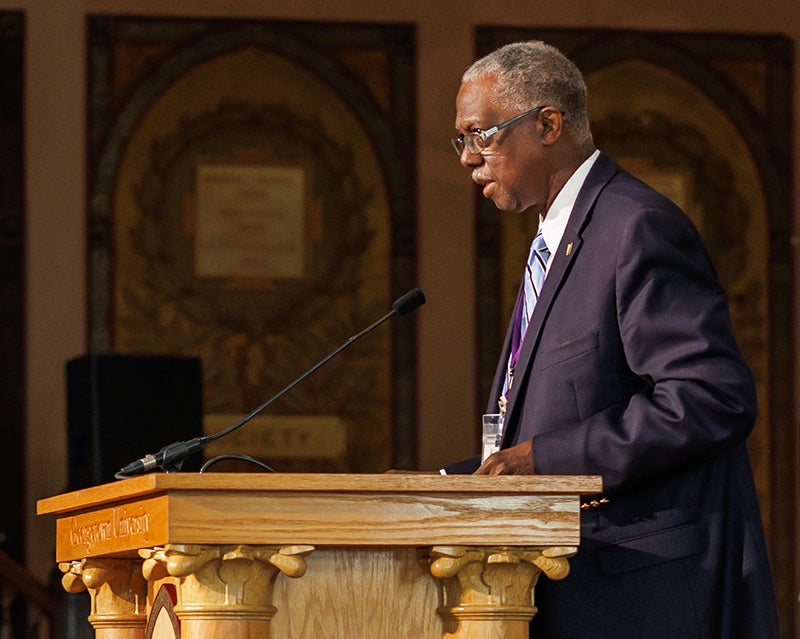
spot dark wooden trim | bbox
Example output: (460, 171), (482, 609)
(0, 10), (26, 571)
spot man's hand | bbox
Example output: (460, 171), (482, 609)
(474, 440), (534, 475)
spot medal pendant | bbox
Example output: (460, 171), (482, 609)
(498, 394), (508, 417)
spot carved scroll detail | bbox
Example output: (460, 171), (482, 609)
(59, 558), (147, 635)
(429, 546), (576, 638)
(139, 544), (313, 621)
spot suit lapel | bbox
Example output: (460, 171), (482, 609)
(502, 153), (620, 439)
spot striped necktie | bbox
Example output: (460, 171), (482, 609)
(520, 229), (550, 339)
(499, 229), (550, 416)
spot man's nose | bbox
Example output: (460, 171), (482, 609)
(460, 148), (484, 169)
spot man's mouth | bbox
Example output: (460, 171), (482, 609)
(472, 173), (494, 197)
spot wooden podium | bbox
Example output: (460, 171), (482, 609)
(37, 473), (602, 639)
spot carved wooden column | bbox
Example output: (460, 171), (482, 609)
(429, 545), (576, 639)
(140, 543), (313, 639)
(59, 558), (147, 639)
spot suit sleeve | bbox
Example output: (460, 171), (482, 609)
(443, 455), (481, 475)
(531, 206), (757, 493)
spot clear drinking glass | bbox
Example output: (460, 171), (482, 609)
(481, 413), (503, 462)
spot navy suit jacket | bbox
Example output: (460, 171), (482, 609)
(446, 153), (778, 638)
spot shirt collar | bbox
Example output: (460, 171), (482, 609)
(539, 149), (600, 257)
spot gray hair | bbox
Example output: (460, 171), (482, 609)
(463, 41), (592, 144)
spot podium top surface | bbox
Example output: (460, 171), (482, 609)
(38, 472), (603, 516)
(38, 473), (603, 561)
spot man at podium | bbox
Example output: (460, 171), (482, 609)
(443, 40), (778, 638)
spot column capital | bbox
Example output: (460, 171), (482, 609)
(59, 557), (147, 636)
(139, 543), (313, 636)
(429, 545), (576, 639)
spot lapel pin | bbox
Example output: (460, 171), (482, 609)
(565, 242), (573, 256)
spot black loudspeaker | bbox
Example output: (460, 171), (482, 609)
(66, 354), (203, 489)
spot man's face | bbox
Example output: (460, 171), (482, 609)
(454, 76), (547, 214)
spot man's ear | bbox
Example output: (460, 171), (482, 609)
(539, 107), (564, 146)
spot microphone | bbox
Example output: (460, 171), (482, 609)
(114, 438), (206, 479)
(392, 287), (425, 315)
(114, 288), (426, 479)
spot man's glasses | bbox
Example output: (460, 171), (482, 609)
(451, 105), (544, 156)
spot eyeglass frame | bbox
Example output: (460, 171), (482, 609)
(451, 105), (546, 156)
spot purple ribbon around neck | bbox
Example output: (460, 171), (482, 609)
(509, 296), (526, 371)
